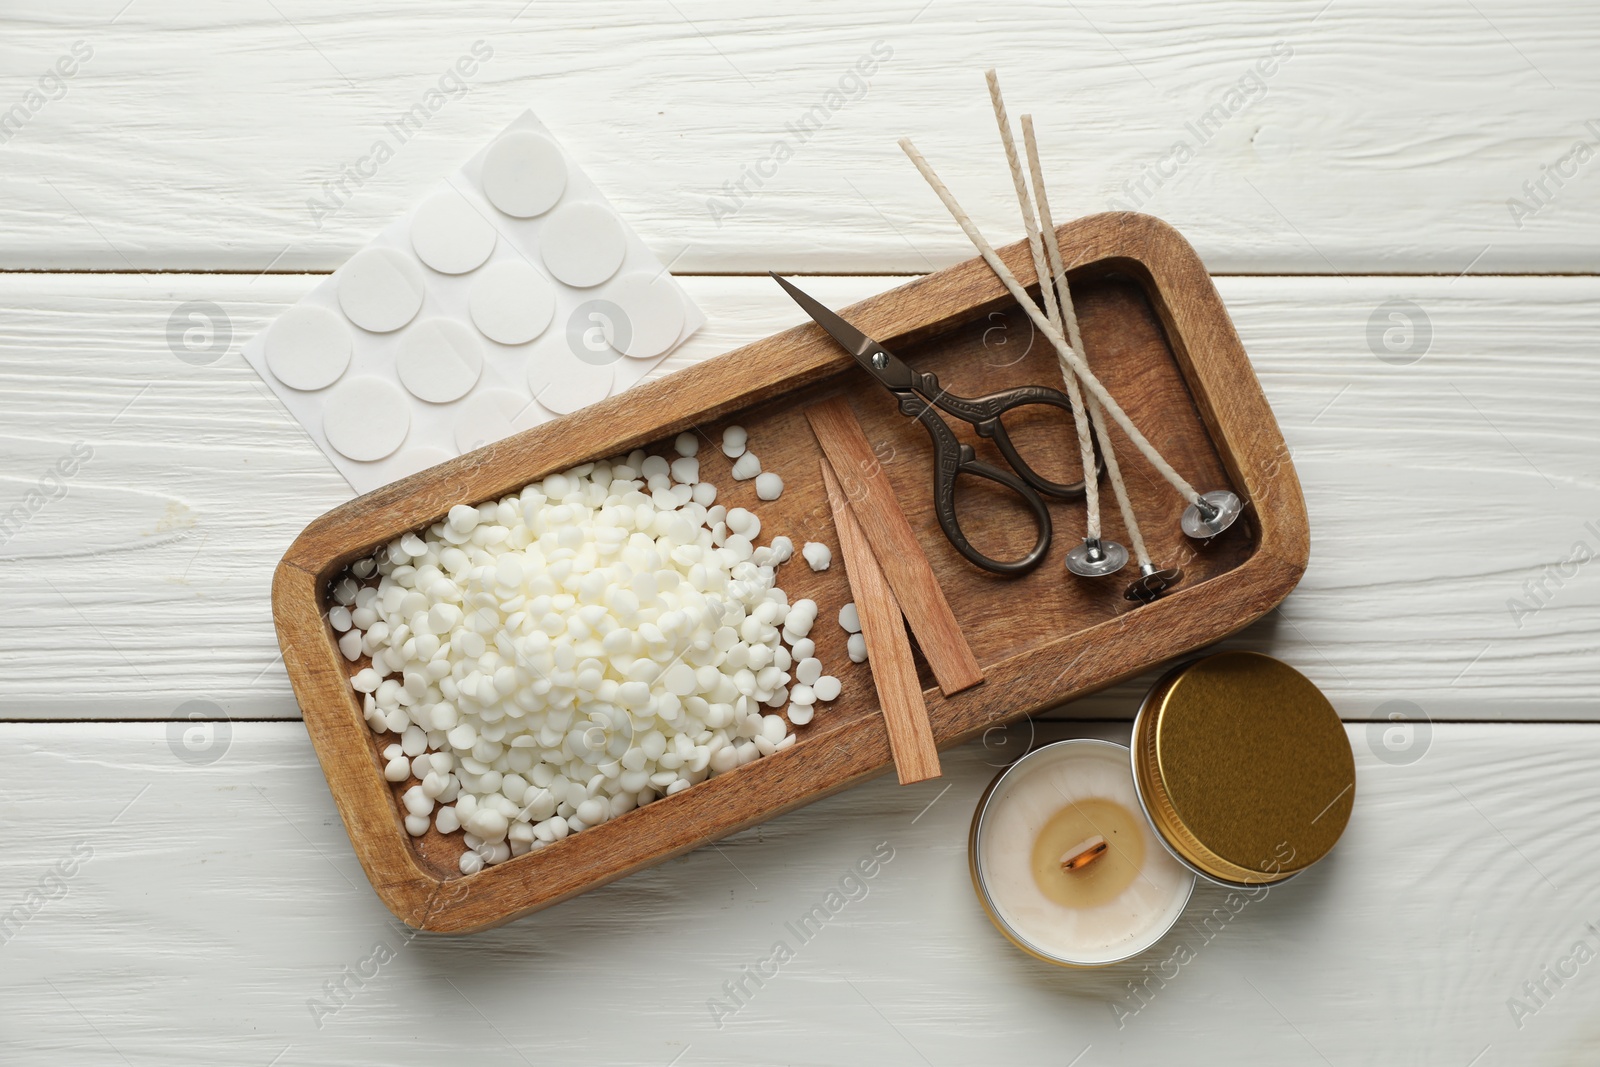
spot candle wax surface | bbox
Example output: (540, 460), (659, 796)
(1030, 797), (1145, 908)
(977, 741), (1192, 965)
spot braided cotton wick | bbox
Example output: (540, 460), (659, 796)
(984, 70), (1102, 540)
(897, 136), (1204, 511)
(1021, 115), (1152, 568)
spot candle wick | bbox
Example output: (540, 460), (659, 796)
(1059, 835), (1108, 872)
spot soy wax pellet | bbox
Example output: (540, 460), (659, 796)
(787, 704), (814, 726)
(848, 633), (868, 663)
(755, 472), (783, 500)
(839, 603), (861, 633)
(802, 542), (831, 571)
(731, 452), (761, 480)
(721, 425), (747, 458)
(813, 675), (842, 702)
(674, 432), (699, 457)
(670, 457), (699, 484)
(338, 446), (811, 874)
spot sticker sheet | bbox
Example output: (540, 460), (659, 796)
(242, 110), (703, 494)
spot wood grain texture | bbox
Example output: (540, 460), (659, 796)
(821, 458), (941, 784)
(806, 396), (982, 696)
(4, 720), (1600, 1065)
(2, 2), (1596, 274)
(3, 272), (1597, 721)
(272, 214), (1305, 929)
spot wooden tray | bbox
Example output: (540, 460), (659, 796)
(272, 212), (1309, 933)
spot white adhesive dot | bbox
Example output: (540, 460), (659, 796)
(602, 271), (686, 359)
(529, 347), (614, 415)
(481, 131), (568, 218)
(540, 201), (626, 288)
(263, 305), (351, 391)
(468, 259), (557, 345)
(322, 376), (410, 462)
(396, 319), (484, 403)
(410, 189), (497, 275)
(391, 446), (455, 479)
(336, 247), (427, 333)
(453, 388), (536, 453)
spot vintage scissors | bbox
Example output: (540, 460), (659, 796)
(772, 273), (1091, 577)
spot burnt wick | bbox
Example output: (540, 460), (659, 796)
(1059, 835), (1108, 872)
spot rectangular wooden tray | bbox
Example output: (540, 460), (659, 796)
(272, 212), (1309, 933)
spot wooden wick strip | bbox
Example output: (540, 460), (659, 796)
(804, 396), (983, 696)
(820, 459), (942, 785)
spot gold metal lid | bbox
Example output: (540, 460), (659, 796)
(1131, 651), (1354, 887)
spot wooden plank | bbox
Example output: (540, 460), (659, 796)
(3, 720), (1599, 1065)
(821, 458), (941, 784)
(0, 2), (1596, 273)
(806, 396), (983, 696)
(2, 272), (1598, 721)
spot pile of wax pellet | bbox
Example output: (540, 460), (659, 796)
(330, 432), (851, 874)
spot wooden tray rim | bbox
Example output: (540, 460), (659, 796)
(271, 212), (1310, 933)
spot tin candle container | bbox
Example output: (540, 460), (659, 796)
(970, 652), (1356, 968)
(969, 739), (1194, 967)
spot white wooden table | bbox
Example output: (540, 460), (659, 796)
(3, 4), (1597, 1063)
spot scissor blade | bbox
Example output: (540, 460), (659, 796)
(769, 272), (880, 360)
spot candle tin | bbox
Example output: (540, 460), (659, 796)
(970, 652), (1355, 967)
(969, 739), (1195, 968)
(1130, 651), (1355, 888)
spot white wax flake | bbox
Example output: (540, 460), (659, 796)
(410, 188), (497, 275)
(813, 675), (841, 702)
(847, 633), (868, 663)
(341, 451), (807, 870)
(336, 247), (427, 333)
(731, 452), (761, 481)
(721, 425), (747, 458)
(802, 542), (832, 571)
(839, 602), (861, 634)
(541, 201), (626, 287)
(673, 432), (699, 457)
(263, 305), (351, 392)
(481, 130), (568, 218)
(796, 657), (822, 685)
(468, 260), (556, 345)
(725, 507), (759, 538)
(755, 472), (784, 500)
(670, 457), (699, 484)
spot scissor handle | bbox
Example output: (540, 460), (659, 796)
(923, 378), (1097, 500)
(897, 393), (1052, 576)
